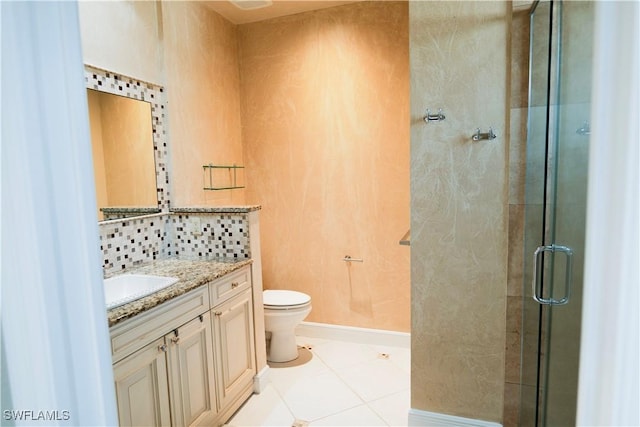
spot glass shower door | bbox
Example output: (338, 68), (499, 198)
(521, 1), (593, 426)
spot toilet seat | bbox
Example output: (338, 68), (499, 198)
(263, 289), (312, 362)
(263, 290), (311, 310)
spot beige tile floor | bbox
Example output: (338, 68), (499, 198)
(226, 335), (410, 427)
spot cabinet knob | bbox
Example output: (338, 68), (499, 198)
(231, 282), (239, 288)
(158, 344), (168, 353)
(214, 311), (223, 316)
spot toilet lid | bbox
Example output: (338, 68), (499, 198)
(263, 290), (311, 307)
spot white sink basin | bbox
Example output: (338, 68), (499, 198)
(104, 274), (179, 309)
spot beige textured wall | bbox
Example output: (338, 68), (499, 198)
(239, 2), (410, 332)
(80, 1), (246, 207)
(78, 0), (163, 85)
(80, 5), (409, 332)
(163, 1), (246, 207)
(410, 1), (509, 422)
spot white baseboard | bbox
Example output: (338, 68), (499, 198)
(296, 321), (410, 348)
(253, 365), (269, 394)
(408, 408), (502, 427)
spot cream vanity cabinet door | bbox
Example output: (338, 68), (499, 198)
(212, 288), (256, 411)
(166, 312), (218, 427)
(113, 337), (171, 427)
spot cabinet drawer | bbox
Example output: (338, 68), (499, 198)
(110, 286), (210, 363)
(209, 266), (251, 307)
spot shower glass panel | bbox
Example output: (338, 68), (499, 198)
(521, 1), (593, 426)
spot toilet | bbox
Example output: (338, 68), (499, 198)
(263, 290), (312, 363)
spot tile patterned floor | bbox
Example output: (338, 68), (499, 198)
(226, 335), (410, 427)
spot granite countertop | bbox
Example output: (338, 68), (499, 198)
(100, 207), (162, 214)
(170, 205), (261, 213)
(107, 258), (252, 327)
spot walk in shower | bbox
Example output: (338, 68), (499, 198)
(520, 1), (594, 425)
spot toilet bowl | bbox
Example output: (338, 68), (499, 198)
(263, 290), (312, 363)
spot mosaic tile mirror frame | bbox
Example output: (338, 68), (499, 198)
(84, 65), (171, 218)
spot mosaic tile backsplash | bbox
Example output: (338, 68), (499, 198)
(170, 214), (250, 261)
(99, 214), (168, 275)
(99, 213), (251, 275)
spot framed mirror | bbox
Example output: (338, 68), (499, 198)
(84, 66), (170, 222)
(87, 90), (158, 220)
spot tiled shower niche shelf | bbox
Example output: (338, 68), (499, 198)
(203, 164), (245, 191)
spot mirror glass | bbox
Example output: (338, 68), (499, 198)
(87, 89), (159, 221)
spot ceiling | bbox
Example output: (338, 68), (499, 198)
(202, 0), (363, 25)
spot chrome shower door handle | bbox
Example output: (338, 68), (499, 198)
(532, 244), (574, 305)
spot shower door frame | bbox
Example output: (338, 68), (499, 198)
(520, 0), (592, 425)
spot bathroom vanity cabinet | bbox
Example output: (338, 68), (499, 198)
(110, 265), (256, 427)
(113, 337), (172, 425)
(167, 311), (217, 426)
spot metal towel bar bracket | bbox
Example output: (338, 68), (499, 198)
(576, 121), (591, 136)
(423, 108), (446, 123)
(343, 255), (364, 263)
(472, 127), (497, 141)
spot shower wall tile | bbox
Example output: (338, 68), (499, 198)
(505, 296), (528, 386)
(410, 1), (509, 422)
(524, 106), (550, 205)
(509, 108), (528, 205)
(521, 300), (542, 387)
(529, 1), (557, 108)
(504, 7), (529, 420)
(519, 384), (537, 427)
(508, 204), (526, 297)
(522, 203), (544, 298)
(559, 1), (595, 105)
(511, 10), (531, 109)
(239, 2), (410, 332)
(505, 8), (530, 422)
(505, 331), (522, 385)
(503, 382), (521, 427)
(529, 2), (594, 108)
(506, 296), (523, 334)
